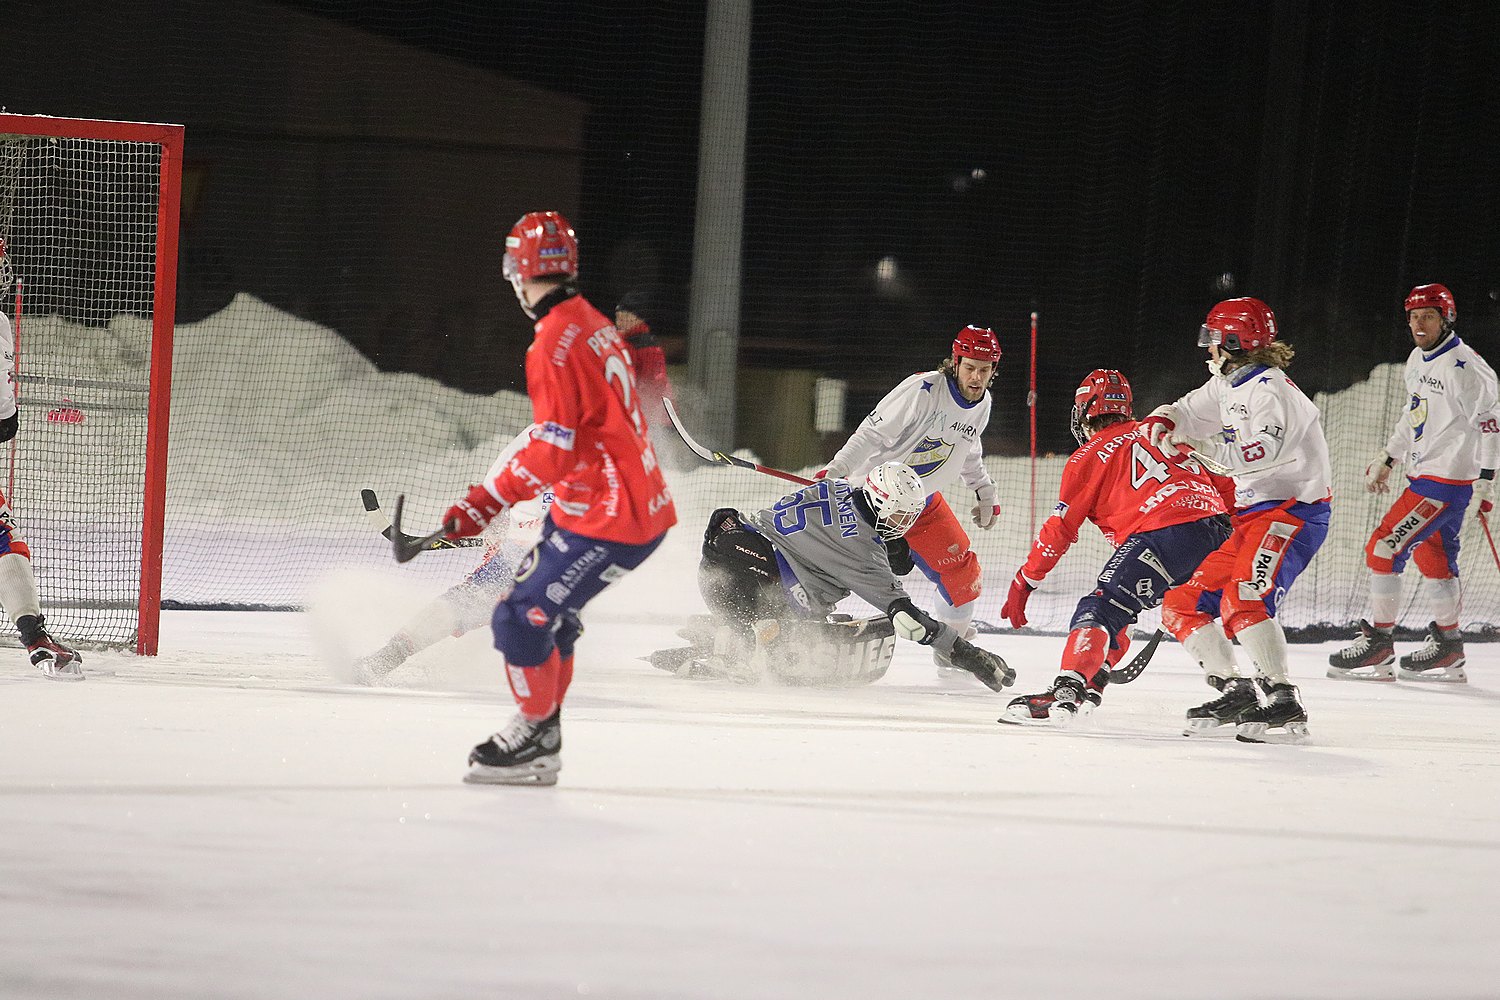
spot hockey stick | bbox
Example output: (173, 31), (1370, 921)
(362, 488), (483, 551)
(1479, 510), (1500, 573)
(1105, 629), (1164, 684)
(389, 495), (461, 564)
(663, 398), (814, 486)
(1184, 447), (1296, 478)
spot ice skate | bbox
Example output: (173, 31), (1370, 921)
(999, 673), (1100, 726)
(1326, 619), (1395, 681)
(25, 621), (83, 682)
(464, 711), (562, 785)
(350, 635), (414, 685)
(1183, 676), (1258, 736)
(1396, 623), (1467, 683)
(1235, 680), (1310, 744)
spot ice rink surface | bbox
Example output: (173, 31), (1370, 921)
(4, 601), (1499, 1000)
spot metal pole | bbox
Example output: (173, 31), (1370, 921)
(686, 0), (751, 449)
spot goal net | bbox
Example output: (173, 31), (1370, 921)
(0, 115), (181, 654)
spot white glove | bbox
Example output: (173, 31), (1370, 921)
(1140, 404), (1179, 452)
(971, 483), (1000, 530)
(1365, 452), (1394, 494)
(1474, 474), (1494, 514)
(1169, 432), (1213, 459)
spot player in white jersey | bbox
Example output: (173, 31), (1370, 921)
(1329, 283), (1499, 683)
(820, 325), (1002, 677)
(350, 424), (553, 684)
(0, 238), (82, 679)
(1141, 297), (1332, 744)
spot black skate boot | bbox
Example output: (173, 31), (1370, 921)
(464, 711), (562, 785)
(1183, 676), (1258, 737)
(999, 673), (1102, 726)
(19, 614), (83, 682)
(1236, 679), (1310, 744)
(1326, 620), (1395, 681)
(1397, 622), (1467, 683)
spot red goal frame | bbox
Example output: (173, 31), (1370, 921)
(0, 114), (184, 655)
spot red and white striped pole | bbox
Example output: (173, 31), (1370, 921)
(1027, 309), (1038, 540)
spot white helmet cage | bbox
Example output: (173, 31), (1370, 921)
(862, 461), (927, 540)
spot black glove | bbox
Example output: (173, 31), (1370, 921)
(884, 537), (914, 576)
(0, 411), (16, 444)
(948, 637), (1016, 691)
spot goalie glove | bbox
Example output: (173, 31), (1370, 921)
(1000, 570), (1037, 628)
(1365, 451), (1395, 494)
(888, 597), (941, 645)
(946, 637), (1016, 691)
(1138, 404), (1178, 453)
(971, 483), (1000, 530)
(443, 483), (509, 540)
(1475, 471), (1495, 515)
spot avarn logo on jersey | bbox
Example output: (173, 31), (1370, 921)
(1407, 394), (1428, 441)
(906, 437), (954, 478)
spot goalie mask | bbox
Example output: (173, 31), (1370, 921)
(0, 237), (11, 294)
(862, 461), (927, 540)
(503, 211), (578, 318)
(1069, 369), (1133, 446)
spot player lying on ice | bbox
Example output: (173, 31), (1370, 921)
(351, 425), (552, 685)
(654, 461), (1015, 692)
(999, 369), (1232, 725)
(1141, 297), (1332, 744)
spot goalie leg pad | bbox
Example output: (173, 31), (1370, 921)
(768, 617), (896, 687)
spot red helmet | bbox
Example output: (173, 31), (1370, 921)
(952, 325), (1001, 364)
(503, 211), (578, 284)
(1404, 283), (1456, 324)
(1199, 297), (1277, 353)
(1069, 369), (1133, 446)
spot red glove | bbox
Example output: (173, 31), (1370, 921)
(1000, 571), (1037, 628)
(443, 484), (508, 540)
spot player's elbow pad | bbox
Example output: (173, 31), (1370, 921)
(0, 412), (17, 444)
(888, 597), (939, 645)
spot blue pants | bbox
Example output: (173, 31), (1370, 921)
(493, 519), (664, 668)
(1071, 515), (1232, 641)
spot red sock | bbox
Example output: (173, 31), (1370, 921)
(1060, 627), (1109, 685)
(556, 654), (575, 703)
(506, 649), (561, 720)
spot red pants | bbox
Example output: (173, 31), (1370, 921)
(903, 493), (981, 608)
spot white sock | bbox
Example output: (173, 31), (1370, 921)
(1369, 572), (1400, 630)
(0, 551), (41, 624)
(1428, 576), (1461, 632)
(1181, 621), (1239, 683)
(1235, 617), (1290, 685)
(934, 598), (977, 639)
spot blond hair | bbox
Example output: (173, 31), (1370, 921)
(1225, 340), (1296, 373)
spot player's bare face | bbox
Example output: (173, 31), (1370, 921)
(955, 358), (994, 401)
(1408, 308), (1445, 351)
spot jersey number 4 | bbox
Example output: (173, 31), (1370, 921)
(1130, 441), (1199, 489)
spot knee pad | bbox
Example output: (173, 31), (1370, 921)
(1222, 602), (1270, 638)
(1069, 591), (1136, 640)
(1412, 537), (1457, 580)
(491, 597), (556, 667)
(1161, 585), (1210, 639)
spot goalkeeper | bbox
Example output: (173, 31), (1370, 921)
(661, 462), (1014, 692)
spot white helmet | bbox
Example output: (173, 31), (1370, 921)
(862, 462), (926, 540)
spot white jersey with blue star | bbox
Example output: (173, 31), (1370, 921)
(1383, 335), (1499, 483)
(823, 369), (995, 499)
(1169, 363), (1332, 509)
(0, 312), (15, 422)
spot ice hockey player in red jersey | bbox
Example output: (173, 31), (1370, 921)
(999, 370), (1231, 724)
(441, 211), (677, 785)
(1329, 283), (1499, 683)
